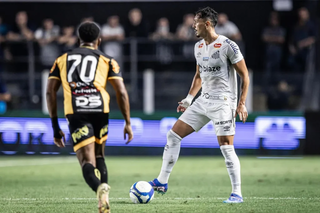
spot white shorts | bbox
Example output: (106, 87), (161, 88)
(179, 98), (236, 136)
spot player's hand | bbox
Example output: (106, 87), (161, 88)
(53, 130), (66, 148)
(177, 94), (194, 113)
(177, 103), (188, 113)
(235, 104), (248, 123)
(124, 124), (133, 144)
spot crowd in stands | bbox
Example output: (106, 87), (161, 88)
(0, 7), (317, 111)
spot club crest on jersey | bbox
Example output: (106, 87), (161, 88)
(214, 43), (222, 48)
(198, 43), (204, 48)
(211, 51), (220, 59)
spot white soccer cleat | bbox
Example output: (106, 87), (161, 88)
(97, 183), (111, 213)
(223, 193), (243, 203)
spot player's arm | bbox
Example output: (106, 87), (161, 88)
(188, 64), (202, 97)
(233, 59), (250, 123)
(46, 60), (66, 147)
(108, 58), (133, 143)
(177, 64), (201, 113)
(46, 79), (60, 119)
(109, 79), (133, 144)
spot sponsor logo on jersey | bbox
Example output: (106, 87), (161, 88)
(198, 43), (204, 48)
(69, 82), (91, 89)
(199, 65), (221, 73)
(70, 82), (100, 96)
(203, 57), (209, 61)
(211, 50), (220, 59)
(74, 88), (98, 94)
(214, 43), (221, 48)
(203, 93), (227, 100)
(225, 39), (239, 54)
(75, 96), (102, 108)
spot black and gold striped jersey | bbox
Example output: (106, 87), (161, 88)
(48, 46), (122, 115)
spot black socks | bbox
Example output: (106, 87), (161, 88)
(96, 157), (108, 184)
(82, 163), (101, 192)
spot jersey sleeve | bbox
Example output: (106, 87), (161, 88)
(194, 42), (200, 65)
(225, 39), (243, 64)
(107, 58), (123, 80)
(48, 59), (61, 80)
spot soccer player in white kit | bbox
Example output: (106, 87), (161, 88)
(149, 7), (249, 203)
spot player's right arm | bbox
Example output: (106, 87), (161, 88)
(177, 64), (201, 113)
(108, 59), (133, 144)
(46, 59), (66, 147)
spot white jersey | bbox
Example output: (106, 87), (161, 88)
(194, 35), (243, 109)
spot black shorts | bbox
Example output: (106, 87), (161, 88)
(66, 113), (109, 152)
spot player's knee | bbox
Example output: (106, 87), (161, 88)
(167, 129), (182, 146)
(218, 136), (234, 146)
(220, 141), (231, 146)
(94, 145), (104, 157)
(80, 161), (95, 168)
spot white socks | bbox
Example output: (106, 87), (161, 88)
(220, 145), (242, 197)
(157, 129), (182, 184)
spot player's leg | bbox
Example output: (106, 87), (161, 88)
(76, 143), (101, 193)
(92, 113), (109, 184)
(218, 135), (243, 203)
(155, 120), (194, 184)
(68, 114), (110, 213)
(95, 143), (110, 213)
(210, 103), (242, 203)
(92, 113), (110, 213)
(150, 100), (210, 193)
(67, 114), (101, 192)
(95, 141), (108, 184)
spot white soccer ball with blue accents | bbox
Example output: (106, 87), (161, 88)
(129, 181), (154, 204)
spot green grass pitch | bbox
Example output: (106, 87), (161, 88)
(0, 156), (319, 213)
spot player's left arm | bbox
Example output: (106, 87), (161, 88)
(108, 58), (133, 144)
(46, 60), (66, 147)
(233, 59), (250, 123)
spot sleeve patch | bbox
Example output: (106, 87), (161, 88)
(225, 39), (239, 54)
(50, 62), (57, 73)
(111, 59), (120, 74)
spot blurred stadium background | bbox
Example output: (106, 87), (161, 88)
(0, 0), (319, 212)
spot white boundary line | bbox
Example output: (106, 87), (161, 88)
(0, 197), (319, 201)
(0, 158), (76, 167)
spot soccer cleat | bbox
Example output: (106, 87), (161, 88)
(97, 183), (111, 213)
(223, 193), (243, 203)
(148, 178), (168, 195)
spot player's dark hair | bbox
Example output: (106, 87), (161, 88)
(77, 21), (101, 43)
(195, 7), (218, 27)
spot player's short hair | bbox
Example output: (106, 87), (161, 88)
(77, 21), (101, 43)
(195, 7), (218, 27)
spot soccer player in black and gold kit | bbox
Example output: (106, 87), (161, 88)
(46, 22), (133, 213)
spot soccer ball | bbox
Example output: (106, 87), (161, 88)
(129, 181), (154, 204)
